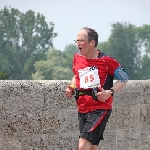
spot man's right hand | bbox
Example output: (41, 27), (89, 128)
(65, 85), (74, 99)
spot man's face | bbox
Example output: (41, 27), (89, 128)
(76, 30), (90, 56)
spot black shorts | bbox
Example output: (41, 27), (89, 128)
(78, 109), (112, 146)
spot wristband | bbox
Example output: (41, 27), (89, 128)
(110, 89), (115, 96)
(70, 84), (76, 89)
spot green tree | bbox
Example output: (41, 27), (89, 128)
(97, 23), (150, 80)
(109, 23), (141, 79)
(139, 54), (150, 79)
(136, 24), (150, 54)
(61, 44), (78, 68)
(97, 41), (111, 54)
(97, 23), (141, 79)
(0, 6), (57, 79)
(0, 71), (9, 79)
(32, 48), (73, 80)
(136, 24), (150, 79)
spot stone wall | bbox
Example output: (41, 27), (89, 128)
(0, 80), (150, 150)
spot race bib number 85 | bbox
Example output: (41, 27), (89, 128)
(78, 66), (100, 89)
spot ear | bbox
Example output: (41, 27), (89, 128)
(90, 40), (95, 47)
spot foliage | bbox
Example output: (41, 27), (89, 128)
(0, 7), (150, 80)
(0, 71), (9, 79)
(136, 24), (150, 53)
(138, 54), (150, 79)
(32, 48), (73, 80)
(135, 24), (150, 79)
(0, 6), (57, 79)
(97, 22), (150, 80)
(61, 44), (78, 68)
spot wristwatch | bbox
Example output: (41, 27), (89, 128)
(110, 89), (115, 96)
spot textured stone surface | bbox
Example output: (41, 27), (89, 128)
(0, 80), (149, 150)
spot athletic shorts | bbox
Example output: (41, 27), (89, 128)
(78, 109), (112, 146)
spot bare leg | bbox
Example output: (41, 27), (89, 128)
(90, 145), (98, 150)
(78, 138), (92, 150)
(78, 138), (98, 150)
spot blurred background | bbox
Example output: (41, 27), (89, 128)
(0, 0), (150, 80)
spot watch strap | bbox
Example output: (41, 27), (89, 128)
(110, 89), (115, 96)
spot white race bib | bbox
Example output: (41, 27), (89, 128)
(78, 66), (100, 89)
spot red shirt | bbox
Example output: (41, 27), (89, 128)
(72, 50), (120, 113)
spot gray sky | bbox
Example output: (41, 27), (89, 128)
(1, 0), (150, 51)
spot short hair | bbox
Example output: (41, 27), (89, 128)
(81, 27), (98, 47)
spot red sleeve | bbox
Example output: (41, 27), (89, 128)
(103, 56), (121, 76)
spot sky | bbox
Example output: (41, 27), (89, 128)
(1, 0), (150, 51)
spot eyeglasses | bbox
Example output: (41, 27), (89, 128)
(74, 39), (85, 43)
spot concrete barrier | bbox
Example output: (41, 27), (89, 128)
(0, 80), (150, 150)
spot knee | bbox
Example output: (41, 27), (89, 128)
(78, 138), (91, 150)
(78, 144), (87, 150)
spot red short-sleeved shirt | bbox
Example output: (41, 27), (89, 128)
(72, 50), (121, 113)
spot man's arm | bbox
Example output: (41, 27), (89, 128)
(97, 80), (128, 102)
(111, 80), (128, 93)
(102, 65), (129, 100)
(111, 65), (129, 93)
(97, 65), (129, 101)
(65, 75), (76, 99)
(69, 75), (76, 88)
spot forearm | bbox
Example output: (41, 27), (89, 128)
(65, 76), (76, 98)
(70, 75), (76, 87)
(111, 80), (128, 93)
